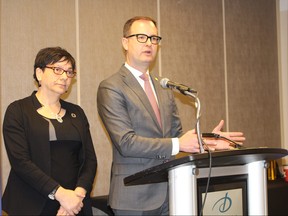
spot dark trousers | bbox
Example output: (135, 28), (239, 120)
(112, 193), (169, 216)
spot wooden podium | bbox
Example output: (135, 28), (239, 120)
(124, 147), (288, 215)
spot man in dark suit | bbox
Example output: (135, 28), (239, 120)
(97, 16), (245, 216)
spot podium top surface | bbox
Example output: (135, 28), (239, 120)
(124, 147), (288, 186)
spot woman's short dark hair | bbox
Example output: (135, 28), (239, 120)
(33, 47), (76, 87)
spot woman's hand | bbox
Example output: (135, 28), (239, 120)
(56, 206), (69, 216)
(55, 187), (84, 215)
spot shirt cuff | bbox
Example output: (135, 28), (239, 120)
(171, 138), (180, 155)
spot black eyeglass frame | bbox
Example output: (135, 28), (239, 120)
(126, 34), (162, 45)
(45, 66), (76, 78)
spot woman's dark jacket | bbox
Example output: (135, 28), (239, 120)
(2, 92), (97, 215)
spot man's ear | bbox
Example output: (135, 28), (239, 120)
(122, 37), (128, 51)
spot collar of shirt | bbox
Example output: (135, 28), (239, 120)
(124, 62), (149, 89)
(124, 62), (158, 103)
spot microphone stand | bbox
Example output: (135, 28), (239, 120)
(175, 87), (210, 215)
(179, 89), (205, 153)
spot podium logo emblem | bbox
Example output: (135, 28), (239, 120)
(212, 192), (232, 212)
(202, 188), (242, 215)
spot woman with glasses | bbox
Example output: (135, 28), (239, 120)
(2, 47), (97, 215)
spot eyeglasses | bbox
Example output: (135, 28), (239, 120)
(45, 66), (76, 78)
(126, 34), (162, 45)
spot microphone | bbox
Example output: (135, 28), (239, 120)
(160, 78), (197, 94)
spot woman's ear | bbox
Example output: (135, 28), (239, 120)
(35, 67), (43, 83)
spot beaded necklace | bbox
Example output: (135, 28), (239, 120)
(41, 103), (63, 123)
(54, 105), (63, 123)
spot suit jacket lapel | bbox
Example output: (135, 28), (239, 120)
(151, 75), (165, 131)
(120, 66), (163, 131)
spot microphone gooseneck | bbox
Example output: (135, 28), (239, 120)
(159, 77), (204, 153)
